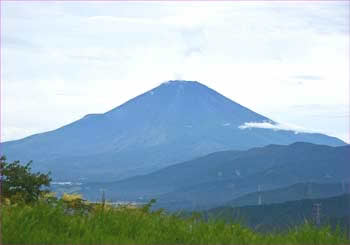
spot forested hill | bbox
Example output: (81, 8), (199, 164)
(203, 194), (350, 232)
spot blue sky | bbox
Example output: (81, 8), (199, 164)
(1, 1), (349, 142)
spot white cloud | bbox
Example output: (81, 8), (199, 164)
(255, 104), (350, 143)
(1, 1), (349, 142)
(238, 121), (317, 134)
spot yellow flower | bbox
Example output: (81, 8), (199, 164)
(41, 192), (56, 199)
(4, 198), (11, 206)
(62, 193), (83, 202)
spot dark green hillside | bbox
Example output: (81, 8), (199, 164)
(82, 143), (349, 210)
(226, 182), (347, 207)
(203, 194), (350, 232)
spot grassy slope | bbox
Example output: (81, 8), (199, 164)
(1, 202), (349, 245)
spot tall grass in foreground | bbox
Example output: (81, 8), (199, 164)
(1, 202), (349, 245)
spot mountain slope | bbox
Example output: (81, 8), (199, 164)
(226, 182), (347, 207)
(202, 194), (350, 232)
(1, 81), (345, 182)
(153, 143), (350, 210)
(79, 143), (350, 209)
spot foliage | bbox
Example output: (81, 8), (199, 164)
(39, 191), (58, 204)
(60, 193), (89, 213)
(1, 201), (349, 245)
(0, 156), (51, 203)
(141, 198), (156, 213)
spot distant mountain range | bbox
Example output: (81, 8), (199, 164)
(1, 80), (346, 182)
(79, 142), (350, 210)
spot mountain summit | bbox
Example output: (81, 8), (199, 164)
(1, 80), (345, 182)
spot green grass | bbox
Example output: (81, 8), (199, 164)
(1, 202), (349, 245)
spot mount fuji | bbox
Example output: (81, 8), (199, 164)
(1, 80), (345, 182)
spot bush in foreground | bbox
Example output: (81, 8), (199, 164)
(1, 200), (349, 245)
(0, 156), (51, 203)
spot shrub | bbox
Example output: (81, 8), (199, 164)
(0, 156), (51, 203)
